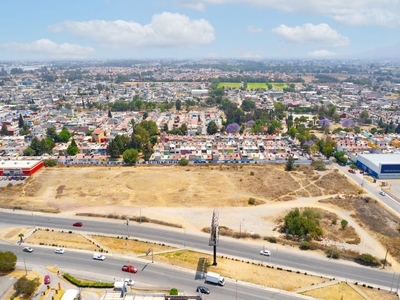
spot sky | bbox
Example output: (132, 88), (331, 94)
(1, 0), (400, 61)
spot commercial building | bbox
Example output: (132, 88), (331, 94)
(0, 160), (43, 176)
(356, 154), (400, 179)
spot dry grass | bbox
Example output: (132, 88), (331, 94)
(0, 165), (359, 212)
(301, 282), (378, 300)
(25, 229), (97, 251)
(320, 196), (400, 262)
(148, 249), (328, 291)
(89, 235), (175, 255)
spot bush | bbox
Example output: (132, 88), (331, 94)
(312, 160), (326, 171)
(178, 158), (189, 166)
(170, 288), (179, 295)
(341, 219), (348, 230)
(43, 159), (58, 167)
(331, 218), (337, 225)
(248, 197), (256, 205)
(63, 273), (114, 288)
(356, 253), (381, 267)
(264, 236), (277, 243)
(250, 171), (254, 176)
(300, 241), (311, 250)
(325, 249), (340, 259)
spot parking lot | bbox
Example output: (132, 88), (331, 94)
(0, 176), (26, 187)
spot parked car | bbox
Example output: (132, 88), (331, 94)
(93, 253), (106, 261)
(122, 264), (138, 273)
(44, 275), (50, 285)
(23, 247), (33, 253)
(55, 248), (65, 254)
(348, 169), (355, 174)
(73, 222), (83, 227)
(379, 191), (386, 196)
(196, 286), (210, 294)
(260, 249), (271, 256)
(359, 171), (364, 174)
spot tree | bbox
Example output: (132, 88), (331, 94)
(58, 127), (71, 143)
(226, 123), (240, 134)
(66, 138), (79, 156)
(14, 276), (38, 296)
(207, 121), (218, 135)
(241, 99), (256, 111)
(341, 219), (348, 230)
(123, 148), (139, 165)
(175, 99), (182, 111)
(285, 154), (295, 171)
(106, 140), (120, 158)
(333, 151), (348, 165)
(0, 251), (17, 272)
(18, 114), (24, 128)
(1, 123), (8, 136)
(23, 146), (36, 156)
(46, 127), (58, 142)
(287, 126), (297, 139)
(283, 208), (323, 240)
(18, 233), (24, 244)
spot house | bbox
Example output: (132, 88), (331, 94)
(92, 128), (104, 143)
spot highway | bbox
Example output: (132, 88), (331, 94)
(0, 242), (312, 300)
(1, 210), (399, 293)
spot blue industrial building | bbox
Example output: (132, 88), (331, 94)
(356, 154), (400, 179)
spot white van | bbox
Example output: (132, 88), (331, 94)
(92, 253), (106, 260)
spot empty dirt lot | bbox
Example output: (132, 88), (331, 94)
(1, 164), (399, 267)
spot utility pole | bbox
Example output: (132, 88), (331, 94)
(126, 217), (129, 237)
(30, 205), (36, 229)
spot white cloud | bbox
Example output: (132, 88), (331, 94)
(179, 0), (400, 27)
(0, 39), (95, 59)
(246, 25), (263, 34)
(48, 12), (215, 49)
(308, 50), (336, 57)
(272, 23), (350, 47)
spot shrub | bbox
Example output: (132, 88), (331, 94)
(250, 171), (254, 176)
(300, 241), (311, 250)
(341, 219), (348, 230)
(170, 288), (179, 295)
(326, 249), (340, 259)
(264, 236), (277, 243)
(178, 158), (189, 166)
(248, 197), (256, 205)
(356, 253), (381, 267)
(331, 218), (337, 225)
(63, 273), (114, 288)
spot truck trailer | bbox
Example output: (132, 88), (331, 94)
(205, 271), (225, 286)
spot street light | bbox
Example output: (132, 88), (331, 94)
(30, 205), (36, 229)
(126, 217), (130, 237)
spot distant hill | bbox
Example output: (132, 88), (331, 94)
(355, 42), (400, 60)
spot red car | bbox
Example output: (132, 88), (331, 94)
(348, 169), (355, 174)
(73, 222), (83, 227)
(44, 275), (50, 285)
(122, 264), (138, 273)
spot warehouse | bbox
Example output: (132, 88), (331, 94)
(356, 154), (400, 179)
(0, 160), (43, 176)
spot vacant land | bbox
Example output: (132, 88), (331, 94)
(1, 164), (399, 266)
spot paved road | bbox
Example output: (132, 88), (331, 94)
(335, 164), (400, 216)
(0, 243), (315, 300)
(1, 210), (399, 292)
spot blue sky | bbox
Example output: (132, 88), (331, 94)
(1, 0), (399, 60)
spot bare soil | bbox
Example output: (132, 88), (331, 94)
(0, 164), (399, 268)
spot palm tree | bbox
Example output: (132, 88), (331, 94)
(18, 233), (24, 244)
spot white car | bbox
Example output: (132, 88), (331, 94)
(55, 248), (65, 254)
(260, 249), (271, 256)
(93, 253), (106, 261)
(379, 191), (386, 196)
(123, 278), (135, 286)
(23, 247), (34, 253)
